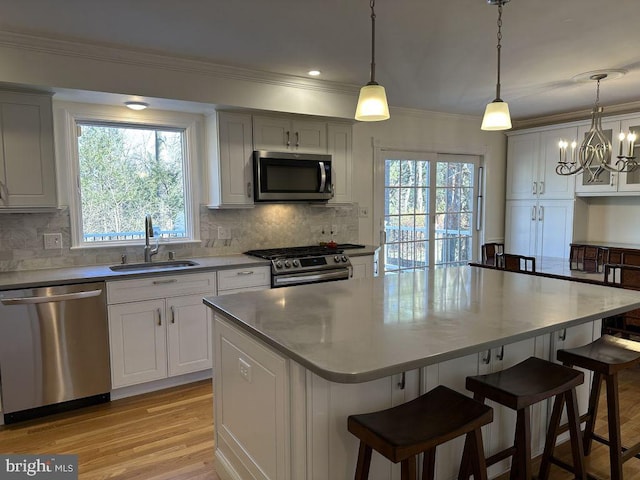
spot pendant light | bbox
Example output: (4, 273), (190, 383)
(355, 0), (390, 121)
(481, 0), (512, 131)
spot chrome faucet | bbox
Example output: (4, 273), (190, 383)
(144, 214), (159, 262)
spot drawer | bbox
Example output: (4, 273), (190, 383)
(107, 272), (216, 304)
(217, 266), (271, 292)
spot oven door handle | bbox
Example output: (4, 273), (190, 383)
(318, 161), (326, 193)
(273, 269), (349, 287)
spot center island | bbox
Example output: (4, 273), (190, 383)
(203, 266), (640, 480)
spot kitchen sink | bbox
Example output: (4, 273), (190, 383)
(109, 260), (199, 272)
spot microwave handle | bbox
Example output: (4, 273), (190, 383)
(318, 161), (327, 193)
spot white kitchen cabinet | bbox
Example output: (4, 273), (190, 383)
(506, 127), (576, 201)
(253, 115), (327, 153)
(107, 272), (216, 388)
(505, 199), (574, 259)
(217, 265), (271, 294)
(349, 254), (375, 279)
(327, 123), (353, 203)
(0, 91), (57, 209)
(423, 337), (541, 480)
(574, 118), (620, 195)
(207, 111), (254, 208)
(616, 117), (640, 193)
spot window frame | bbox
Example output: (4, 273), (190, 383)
(58, 102), (202, 249)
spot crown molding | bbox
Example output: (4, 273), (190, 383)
(0, 28), (359, 96)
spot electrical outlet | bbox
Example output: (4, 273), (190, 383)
(44, 233), (62, 250)
(218, 226), (232, 240)
(331, 224), (338, 236)
(359, 207), (369, 218)
(238, 358), (252, 383)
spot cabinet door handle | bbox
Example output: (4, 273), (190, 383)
(171, 306), (175, 324)
(286, 130), (290, 147)
(532, 182), (538, 195)
(295, 131), (299, 147)
(539, 181), (545, 194)
(496, 345), (505, 361)
(247, 182), (252, 198)
(538, 206), (544, 221)
(157, 308), (162, 326)
(482, 349), (491, 364)
(236, 271), (254, 276)
(611, 173), (616, 187)
(397, 372), (406, 390)
(531, 206), (537, 221)
(559, 328), (567, 341)
(153, 279), (178, 285)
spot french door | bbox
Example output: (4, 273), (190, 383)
(374, 150), (480, 274)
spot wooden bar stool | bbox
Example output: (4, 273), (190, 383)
(556, 334), (640, 480)
(347, 385), (493, 480)
(462, 356), (586, 480)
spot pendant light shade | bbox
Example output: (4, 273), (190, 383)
(481, 100), (512, 130)
(355, 84), (389, 121)
(481, 0), (511, 131)
(355, 0), (390, 122)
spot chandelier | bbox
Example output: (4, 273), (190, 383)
(556, 73), (638, 182)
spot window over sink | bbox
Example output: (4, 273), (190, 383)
(57, 103), (201, 248)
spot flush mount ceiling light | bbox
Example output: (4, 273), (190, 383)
(308, 70), (321, 77)
(481, 0), (512, 131)
(125, 101), (149, 111)
(354, 0), (390, 122)
(556, 70), (638, 182)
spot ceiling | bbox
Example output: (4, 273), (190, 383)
(1, 0), (640, 122)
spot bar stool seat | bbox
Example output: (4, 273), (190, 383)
(463, 356), (586, 480)
(557, 334), (640, 480)
(347, 385), (493, 480)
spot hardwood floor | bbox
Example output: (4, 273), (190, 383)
(2, 368), (640, 479)
(0, 380), (219, 480)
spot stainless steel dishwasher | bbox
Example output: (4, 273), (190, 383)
(0, 282), (111, 423)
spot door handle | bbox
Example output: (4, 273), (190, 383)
(531, 206), (537, 221)
(247, 182), (252, 198)
(532, 182), (538, 195)
(538, 206), (544, 221)
(539, 181), (545, 194)
(171, 305), (175, 324)
(0, 289), (102, 305)
(496, 345), (504, 361)
(482, 349), (491, 364)
(286, 131), (290, 147)
(295, 131), (300, 148)
(318, 161), (327, 193)
(157, 308), (162, 326)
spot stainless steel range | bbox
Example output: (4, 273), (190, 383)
(245, 244), (363, 288)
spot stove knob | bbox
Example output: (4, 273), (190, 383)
(284, 260), (291, 268)
(334, 255), (341, 263)
(275, 260), (283, 269)
(341, 255), (348, 262)
(292, 259), (300, 267)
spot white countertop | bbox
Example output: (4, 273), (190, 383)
(204, 266), (640, 383)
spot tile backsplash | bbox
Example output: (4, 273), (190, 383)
(0, 204), (359, 272)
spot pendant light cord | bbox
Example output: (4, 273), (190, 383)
(495, 1), (503, 101)
(369, 0), (377, 85)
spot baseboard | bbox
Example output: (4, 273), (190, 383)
(110, 369), (212, 400)
(215, 450), (244, 480)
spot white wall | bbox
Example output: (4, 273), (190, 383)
(579, 196), (640, 244)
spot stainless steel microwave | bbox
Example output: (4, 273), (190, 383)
(253, 150), (333, 202)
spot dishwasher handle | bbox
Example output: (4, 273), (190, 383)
(1, 289), (103, 305)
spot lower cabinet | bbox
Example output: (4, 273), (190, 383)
(107, 272), (216, 388)
(216, 265), (271, 294)
(349, 254), (376, 279)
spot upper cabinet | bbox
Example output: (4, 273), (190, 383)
(207, 111), (254, 208)
(253, 115), (327, 153)
(209, 111), (353, 208)
(0, 91), (57, 209)
(574, 116), (640, 195)
(506, 126), (576, 201)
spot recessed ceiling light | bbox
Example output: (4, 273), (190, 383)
(125, 101), (149, 110)
(308, 70), (321, 77)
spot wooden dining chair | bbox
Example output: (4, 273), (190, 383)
(481, 243), (504, 267)
(604, 264), (640, 335)
(499, 253), (536, 273)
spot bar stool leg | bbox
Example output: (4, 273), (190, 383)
(468, 429), (489, 480)
(606, 374), (623, 480)
(354, 441), (372, 480)
(510, 406), (532, 480)
(582, 371), (603, 455)
(565, 388), (586, 480)
(422, 449), (435, 480)
(401, 456), (417, 480)
(538, 391), (566, 480)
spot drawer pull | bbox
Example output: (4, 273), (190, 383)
(157, 308), (162, 326)
(171, 306), (176, 324)
(236, 271), (255, 276)
(153, 279), (178, 285)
